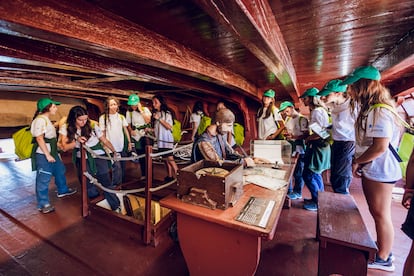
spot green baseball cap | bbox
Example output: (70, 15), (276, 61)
(263, 89), (275, 98)
(127, 94), (140, 105)
(318, 79), (348, 96)
(341, 66), (381, 85)
(37, 98), (61, 112)
(279, 101), (294, 112)
(300, 87), (319, 98)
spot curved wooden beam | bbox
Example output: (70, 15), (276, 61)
(195, 0), (298, 101)
(0, 0), (259, 98)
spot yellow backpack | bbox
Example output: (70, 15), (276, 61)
(197, 115), (212, 136)
(233, 123), (245, 146)
(172, 119), (182, 143)
(12, 116), (48, 160)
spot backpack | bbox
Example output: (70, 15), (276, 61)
(12, 126), (34, 160)
(197, 115), (212, 136)
(172, 119), (182, 143)
(233, 123), (245, 146)
(12, 116), (48, 160)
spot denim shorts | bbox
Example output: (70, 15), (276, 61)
(402, 200), (414, 240)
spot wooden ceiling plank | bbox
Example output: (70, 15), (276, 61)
(74, 76), (132, 84)
(0, 0), (258, 98)
(0, 77), (132, 96)
(0, 32), (238, 98)
(195, 0), (298, 100)
(373, 30), (414, 96)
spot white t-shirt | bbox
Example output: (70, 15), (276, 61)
(257, 106), (282, 140)
(190, 112), (202, 130)
(310, 107), (330, 128)
(154, 111), (174, 149)
(59, 122), (105, 157)
(355, 108), (402, 182)
(285, 114), (308, 154)
(31, 115), (56, 154)
(331, 99), (357, 141)
(99, 113), (128, 152)
(126, 107), (151, 127)
(126, 108), (151, 142)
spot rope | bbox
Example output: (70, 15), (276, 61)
(83, 171), (177, 195)
(82, 142), (193, 161)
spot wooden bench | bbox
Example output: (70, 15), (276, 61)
(317, 191), (377, 276)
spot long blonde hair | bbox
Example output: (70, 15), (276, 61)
(351, 79), (396, 142)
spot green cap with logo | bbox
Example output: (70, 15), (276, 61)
(263, 89), (275, 98)
(341, 66), (381, 85)
(127, 94), (140, 105)
(37, 98), (61, 112)
(318, 79), (348, 96)
(279, 101), (294, 112)
(300, 87), (319, 98)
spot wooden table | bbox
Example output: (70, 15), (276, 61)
(160, 165), (292, 276)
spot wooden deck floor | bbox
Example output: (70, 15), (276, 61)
(0, 138), (410, 275)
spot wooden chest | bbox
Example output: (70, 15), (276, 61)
(176, 160), (243, 210)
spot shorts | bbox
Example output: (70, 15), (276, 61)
(402, 200), (414, 240)
(157, 147), (173, 157)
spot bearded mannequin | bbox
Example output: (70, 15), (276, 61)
(191, 108), (255, 167)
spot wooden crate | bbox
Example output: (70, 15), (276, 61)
(177, 160), (243, 210)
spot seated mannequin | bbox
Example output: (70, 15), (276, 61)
(191, 108), (256, 167)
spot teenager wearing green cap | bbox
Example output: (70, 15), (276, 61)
(319, 79), (357, 195)
(256, 89), (284, 140)
(345, 65), (401, 271)
(299, 88), (331, 211)
(126, 93), (152, 178)
(279, 101), (309, 200)
(31, 98), (76, 214)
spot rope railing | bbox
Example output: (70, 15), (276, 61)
(79, 142), (193, 194)
(83, 171), (176, 195)
(82, 142), (193, 162)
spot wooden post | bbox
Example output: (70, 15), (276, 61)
(80, 145), (89, 218)
(143, 145), (153, 245)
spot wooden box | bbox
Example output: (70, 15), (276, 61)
(177, 160), (243, 210)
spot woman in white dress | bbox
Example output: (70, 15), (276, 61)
(152, 95), (178, 182)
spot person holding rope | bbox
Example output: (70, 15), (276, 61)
(151, 95), (178, 182)
(99, 96), (132, 184)
(126, 93), (152, 178)
(59, 105), (121, 213)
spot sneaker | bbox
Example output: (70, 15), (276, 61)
(114, 207), (122, 214)
(57, 188), (77, 198)
(38, 204), (55, 214)
(389, 252), (395, 262)
(303, 201), (318, 211)
(287, 192), (302, 200)
(293, 192), (302, 199)
(368, 255), (395, 272)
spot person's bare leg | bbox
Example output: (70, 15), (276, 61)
(362, 177), (394, 260)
